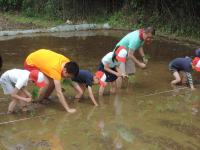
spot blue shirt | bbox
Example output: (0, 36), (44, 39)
(116, 30), (144, 52)
(72, 70), (93, 87)
(169, 57), (192, 72)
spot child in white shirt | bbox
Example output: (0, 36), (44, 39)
(0, 69), (46, 113)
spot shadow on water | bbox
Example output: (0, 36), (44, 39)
(0, 30), (200, 149)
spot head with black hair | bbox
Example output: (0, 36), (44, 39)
(62, 61), (79, 78)
(143, 26), (155, 44)
(195, 48), (200, 57)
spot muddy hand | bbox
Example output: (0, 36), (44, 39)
(26, 97), (32, 102)
(139, 62), (146, 69)
(143, 57), (148, 64)
(122, 74), (128, 79)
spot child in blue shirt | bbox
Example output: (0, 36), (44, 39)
(195, 48), (200, 57)
(169, 57), (200, 90)
(71, 70), (106, 106)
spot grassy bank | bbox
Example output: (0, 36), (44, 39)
(2, 12), (64, 28)
(1, 11), (200, 44)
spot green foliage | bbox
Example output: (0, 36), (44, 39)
(108, 12), (122, 27)
(108, 12), (128, 28)
(62, 79), (72, 86)
(1, 0), (200, 39)
(0, 0), (22, 11)
(3, 12), (64, 27)
(31, 86), (39, 100)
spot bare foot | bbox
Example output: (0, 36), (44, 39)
(67, 108), (76, 113)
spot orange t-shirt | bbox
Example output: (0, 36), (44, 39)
(25, 49), (70, 80)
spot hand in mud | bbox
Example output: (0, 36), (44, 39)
(138, 62), (146, 69)
(143, 57), (148, 64)
(67, 108), (76, 113)
(26, 97), (32, 102)
(122, 74), (128, 79)
(191, 87), (196, 91)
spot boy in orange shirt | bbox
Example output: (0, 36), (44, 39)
(24, 49), (79, 113)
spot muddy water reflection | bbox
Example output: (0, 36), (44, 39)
(0, 30), (200, 150)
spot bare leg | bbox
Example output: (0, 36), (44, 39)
(73, 83), (84, 99)
(171, 71), (181, 86)
(180, 71), (187, 85)
(8, 99), (17, 113)
(38, 76), (55, 101)
(116, 77), (122, 88)
(8, 90), (30, 113)
(99, 86), (105, 96)
(110, 81), (117, 94)
(18, 90), (29, 111)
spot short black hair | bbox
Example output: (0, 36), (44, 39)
(64, 61), (79, 77)
(0, 55), (2, 71)
(144, 27), (155, 35)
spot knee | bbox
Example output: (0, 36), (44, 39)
(176, 78), (181, 83)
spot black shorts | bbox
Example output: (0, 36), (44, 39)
(98, 63), (118, 82)
(168, 62), (177, 73)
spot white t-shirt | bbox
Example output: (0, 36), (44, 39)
(101, 52), (121, 68)
(1, 69), (30, 90)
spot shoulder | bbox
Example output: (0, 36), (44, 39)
(104, 52), (113, 57)
(82, 70), (92, 76)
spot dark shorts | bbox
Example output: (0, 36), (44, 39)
(168, 62), (177, 73)
(98, 63), (118, 82)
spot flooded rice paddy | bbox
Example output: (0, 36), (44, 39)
(0, 30), (200, 150)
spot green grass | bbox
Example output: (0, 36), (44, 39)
(3, 12), (64, 28)
(1, 11), (200, 43)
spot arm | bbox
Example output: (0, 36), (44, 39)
(116, 66), (128, 78)
(128, 50), (146, 69)
(119, 62), (126, 75)
(87, 86), (98, 106)
(185, 72), (195, 90)
(99, 86), (105, 96)
(71, 81), (84, 99)
(22, 87), (31, 98)
(11, 88), (31, 102)
(104, 64), (122, 77)
(139, 47), (148, 64)
(139, 46), (145, 58)
(54, 80), (76, 113)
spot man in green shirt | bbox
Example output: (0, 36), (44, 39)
(116, 27), (155, 75)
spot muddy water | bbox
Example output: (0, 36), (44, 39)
(0, 30), (200, 150)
